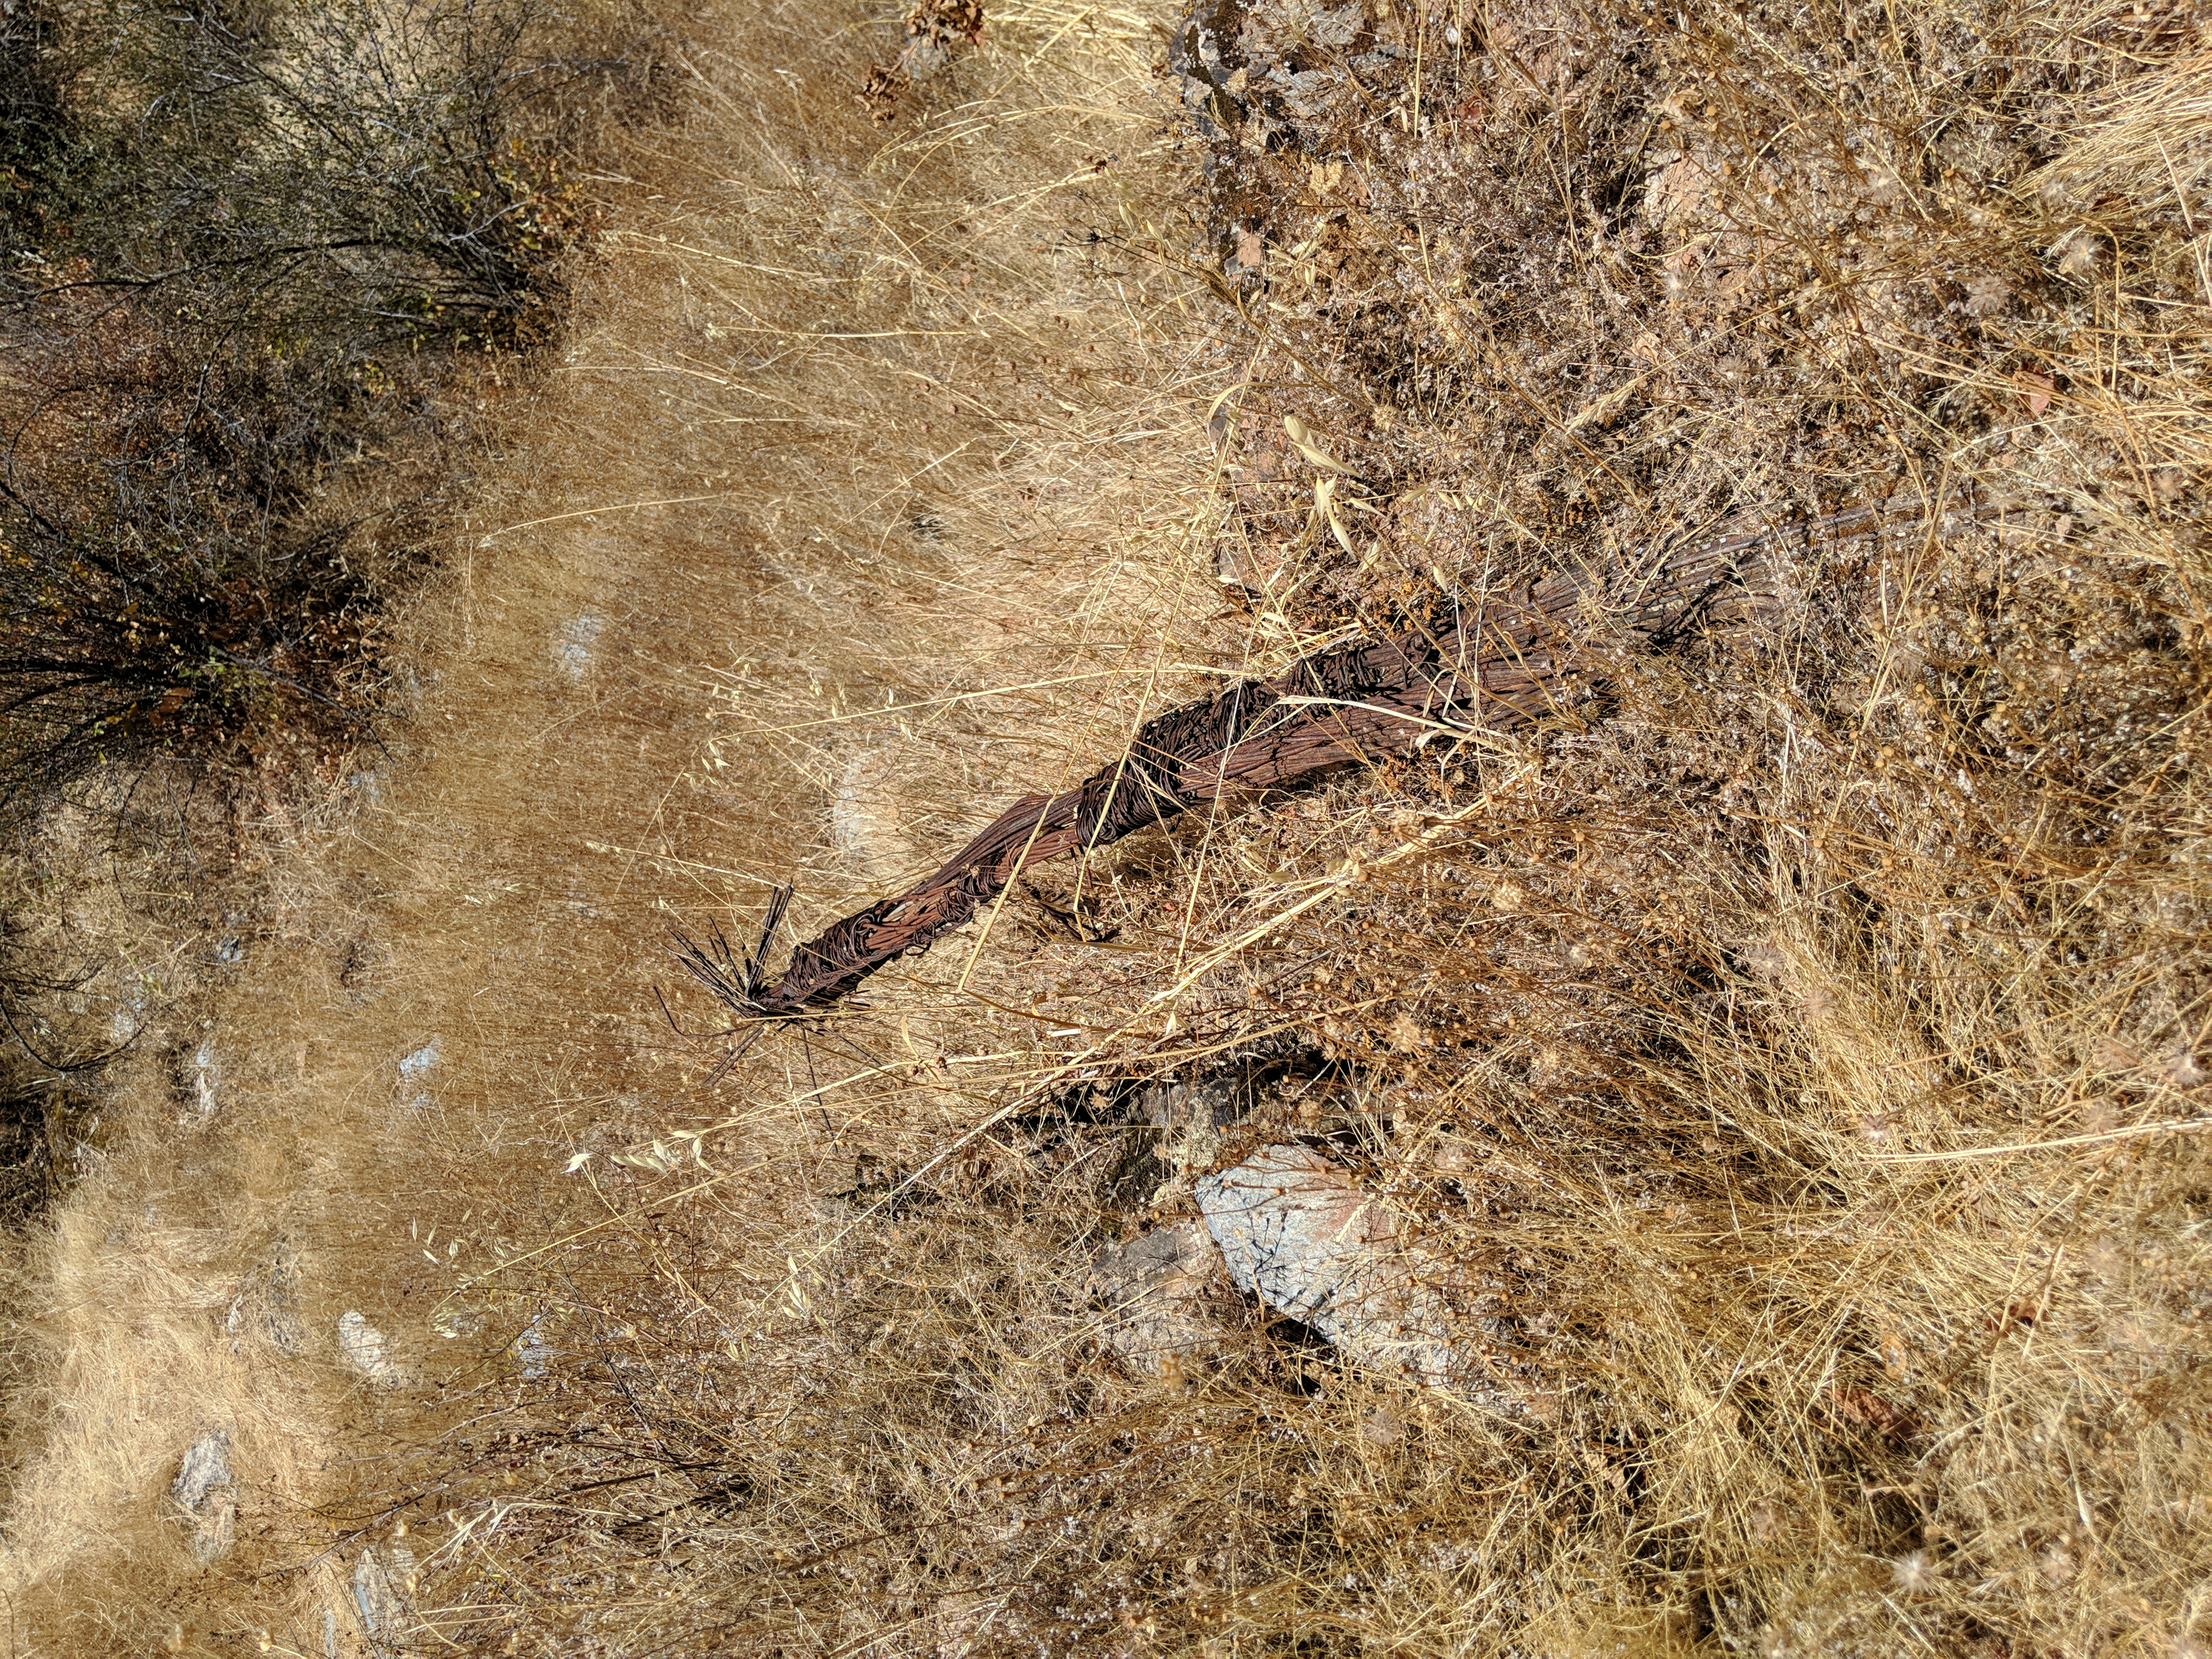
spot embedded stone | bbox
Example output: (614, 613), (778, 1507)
(1088, 1222), (1222, 1376)
(1196, 1143), (1459, 1385)
(172, 1429), (236, 1562)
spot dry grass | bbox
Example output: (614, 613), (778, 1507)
(0, 0), (2207, 1655)
(0, 0), (1223, 1648)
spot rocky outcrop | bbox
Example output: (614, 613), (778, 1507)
(1197, 1144), (1460, 1386)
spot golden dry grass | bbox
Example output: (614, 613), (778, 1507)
(0, 0), (1223, 1647)
(0, 0), (2206, 1655)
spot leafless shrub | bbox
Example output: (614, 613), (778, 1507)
(0, 0), (656, 819)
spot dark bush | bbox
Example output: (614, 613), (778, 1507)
(0, 0), (642, 819)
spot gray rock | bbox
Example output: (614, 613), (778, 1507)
(1088, 1223), (1222, 1376)
(1242, 0), (1362, 54)
(1197, 1144), (1460, 1386)
(1138, 1077), (1242, 1201)
(1272, 65), (1342, 121)
(172, 1429), (230, 1508)
(190, 1039), (220, 1116)
(1138, 1078), (1239, 1131)
(171, 1429), (236, 1562)
(398, 1039), (439, 1112)
(515, 1314), (551, 1380)
(352, 1544), (417, 1654)
(554, 614), (603, 681)
(338, 1311), (398, 1384)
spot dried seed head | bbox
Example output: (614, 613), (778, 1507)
(2092, 1035), (2141, 1074)
(1892, 1550), (1938, 1593)
(2053, 230), (2101, 281)
(2163, 1042), (2208, 1088)
(1963, 273), (2011, 317)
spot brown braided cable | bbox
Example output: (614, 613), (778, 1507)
(675, 490), (1994, 1026)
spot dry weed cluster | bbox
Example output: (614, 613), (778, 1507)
(0, 0), (2204, 1655)
(0, 0), (658, 814)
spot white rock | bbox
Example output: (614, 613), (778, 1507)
(191, 1039), (220, 1115)
(1197, 1143), (1460, 1385)
(337, 1311), (397, 1384)
(352, 1544), (416, 1653)
(171, 1429), (236, 1562)
(398, 1039), (440, 1111)
(554, 614), (603, 681)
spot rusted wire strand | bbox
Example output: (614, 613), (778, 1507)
(682, 489), (1994, 1026)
